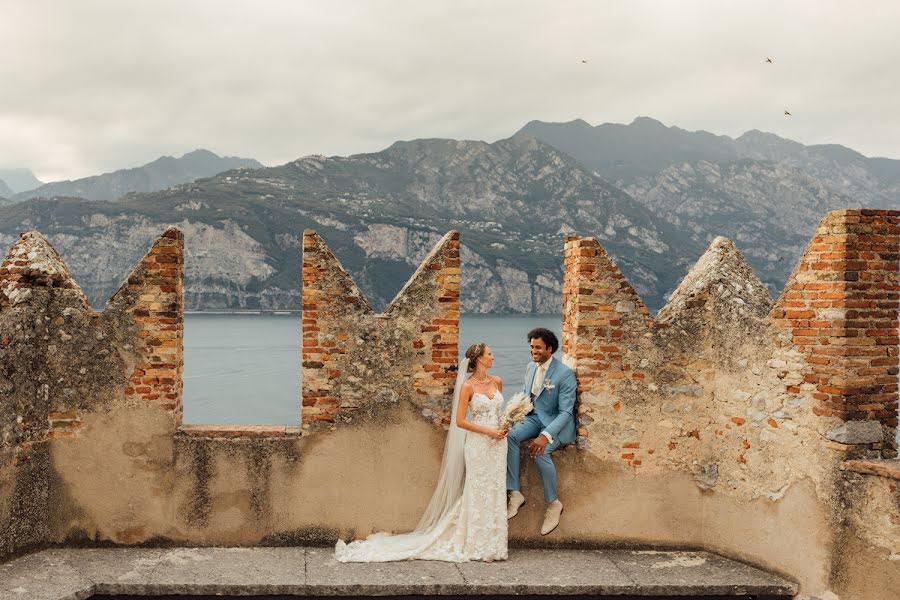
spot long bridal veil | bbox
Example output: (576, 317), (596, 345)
(334, 357), (470, 562)
(413, 356), (469, 530)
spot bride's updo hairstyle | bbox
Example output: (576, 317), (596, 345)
(464, 342), (487, 372)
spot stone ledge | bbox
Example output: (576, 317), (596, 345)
(841, 458), (900, 480)
(176, 424), (304, 438)
(0, 547), (798, 599)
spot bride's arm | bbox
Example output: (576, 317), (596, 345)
(456, 382), (507, 439)
(494, 375), (503, 392)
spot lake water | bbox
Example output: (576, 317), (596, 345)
(183, 313), (562, 425)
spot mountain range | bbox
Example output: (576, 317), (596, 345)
(0, 119), (897, 314)
(0, 168), (43, 196)
(520, 117), (900, 202)
(519, 117), (900, 296)
(7, 149), (262, 202)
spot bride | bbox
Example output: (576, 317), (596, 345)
(335, 342), (509, 562)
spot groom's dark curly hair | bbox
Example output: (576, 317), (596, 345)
(527, 328), (559, 353)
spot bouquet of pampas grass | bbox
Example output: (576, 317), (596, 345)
(500, 392), (533, 431)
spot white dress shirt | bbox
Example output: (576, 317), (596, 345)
(532, 355), (554, 444)
(531, 357), (551, 396)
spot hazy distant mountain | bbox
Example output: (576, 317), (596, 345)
(0, 134), (700, 313)
(519, 117), (900, 199)
(0, 179), (12, 198)
(732, 129), (900, 202)
(12, 149), (263, 202)
(0, 169), (43, 194)
(519, 117), (739, 184)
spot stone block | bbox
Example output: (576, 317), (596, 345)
(825, 420), (884, 444)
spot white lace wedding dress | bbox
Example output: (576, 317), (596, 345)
(335, 389), (508, 562)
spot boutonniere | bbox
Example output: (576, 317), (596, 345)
(543, 380), (555, 391)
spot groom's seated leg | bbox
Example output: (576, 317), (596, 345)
(507, 418), (542, 445)
(507, 418), (542, 492)
(532, 436), (562, 503)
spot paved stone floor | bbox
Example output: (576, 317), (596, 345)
(0, 547), (797, 599)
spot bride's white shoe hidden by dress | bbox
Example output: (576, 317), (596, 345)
(540, 499), (563, 535)
(507, 490), (525, 520)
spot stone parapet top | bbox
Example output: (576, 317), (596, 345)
(841, 458), (900, 480)
(0, 547), (798, 598)
(177, 424), (304, 438)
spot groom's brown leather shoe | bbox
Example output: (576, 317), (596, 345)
(507, 491), (525, 520)
(540, 500), (563, 535)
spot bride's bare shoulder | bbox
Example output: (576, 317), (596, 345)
(492, 374), (503, 389)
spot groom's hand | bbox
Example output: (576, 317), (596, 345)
(528, 436), (548, 457)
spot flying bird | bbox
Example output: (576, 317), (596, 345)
(581, 59), (588, 63)
(765, 57), (773, 64)
(784, 110), (792, 116)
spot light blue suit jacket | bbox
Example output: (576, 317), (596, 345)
(523, 356), (577, 444)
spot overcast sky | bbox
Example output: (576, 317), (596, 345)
(2, 0), (899, 182)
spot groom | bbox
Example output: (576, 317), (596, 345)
(506, 328), (576, 535)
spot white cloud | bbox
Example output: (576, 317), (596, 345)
(1, 0), (898, 181)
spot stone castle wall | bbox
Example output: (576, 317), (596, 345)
(300, 230), (460, 427)
(555, 210), (899, 598)
(0, 228), (185, 559)
(1, 210), (898, 600)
